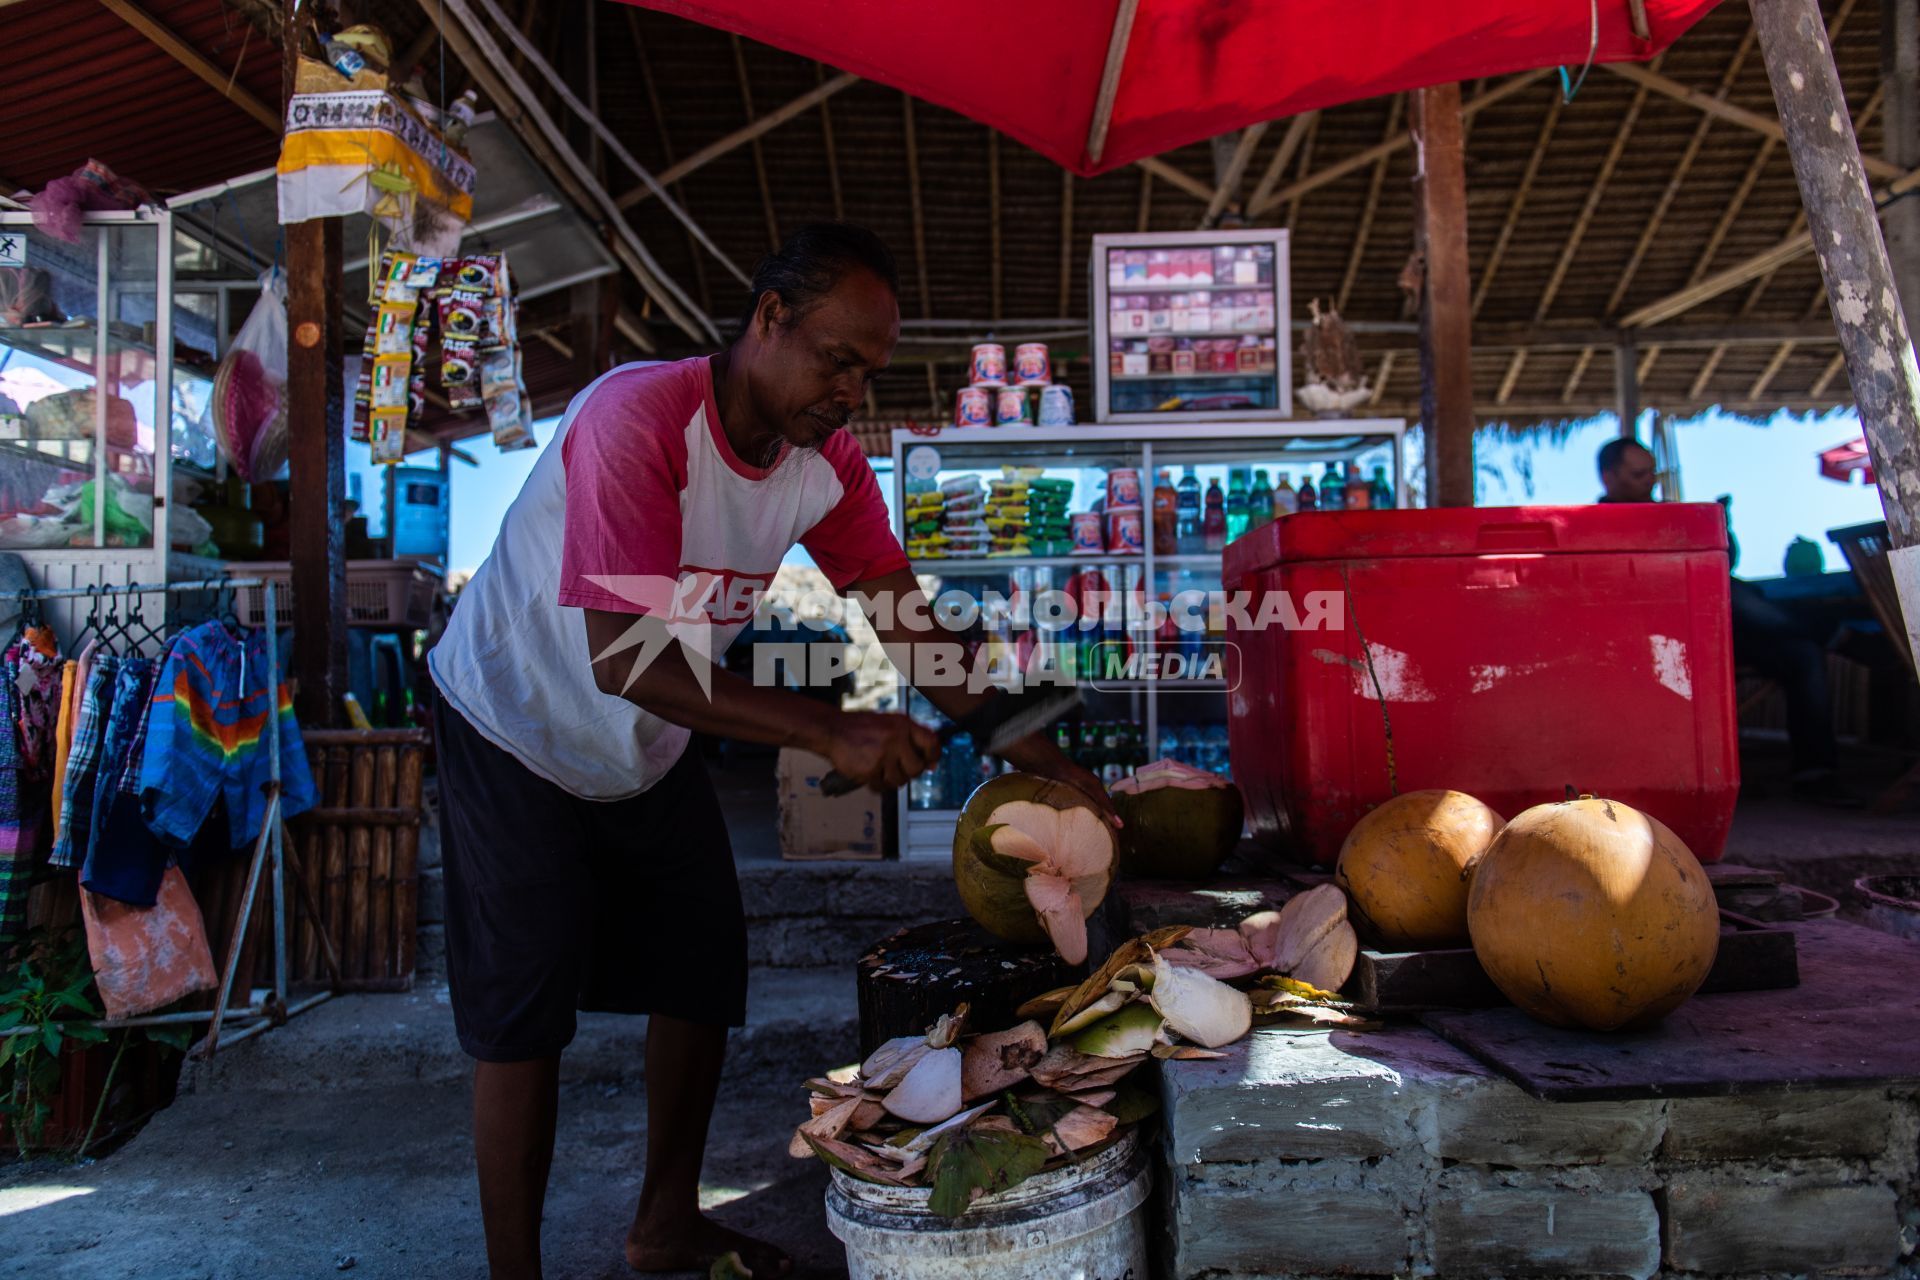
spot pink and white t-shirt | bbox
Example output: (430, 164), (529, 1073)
(429, 357), (906, 799)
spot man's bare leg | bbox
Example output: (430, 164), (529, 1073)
(625, 1014), (792, 1276)
(474, 1057), (561, 1280)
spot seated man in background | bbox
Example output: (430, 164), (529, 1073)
(1596, 438), (1852, 806)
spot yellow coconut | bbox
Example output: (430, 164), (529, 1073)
(1466, 796), (1720, 1030)
(1334, 789), (1504, 949)
(952, 773), (1115, 963)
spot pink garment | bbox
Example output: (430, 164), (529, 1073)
(80, 868), (218, 1019)
(429, 357), (907, 800)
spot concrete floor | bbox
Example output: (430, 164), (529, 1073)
(0, 979), (855, 1280)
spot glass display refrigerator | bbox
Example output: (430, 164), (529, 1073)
(0, 207), (227, 634)
(1089, 229), (1291, 425)
(887, 420), (1405, 861)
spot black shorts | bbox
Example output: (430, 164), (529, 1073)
(432, 693), (748, 1062)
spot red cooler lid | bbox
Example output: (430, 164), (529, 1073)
(1223, 504), (1731, 579)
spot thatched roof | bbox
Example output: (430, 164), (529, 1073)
(12, 0), (1888, 447)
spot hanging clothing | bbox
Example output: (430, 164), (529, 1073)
(138, 621), (316, 850)
(45, 658), (77, 847)
(81, 865), (217, 1020)
(0, 649), (28, 943)
(0, 644), (64, 942)
(79, 658), (160, 905)
(50, 653), (118, 868)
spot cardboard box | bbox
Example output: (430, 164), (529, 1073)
(777, 748), (884, 861)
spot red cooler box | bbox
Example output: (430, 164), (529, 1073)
(1222, 504), (1737, 864)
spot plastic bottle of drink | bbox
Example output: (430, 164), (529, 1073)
(1369, 464), (1393, 510)
(1179, 723), (1204, 769)
(1273, 470), (1298, 517)
(1205, 723), (1232, 775)
(1158, 724), (1180, 764)
(1101, 722), (1126, 786)
(910, 771), (937, 810)
(1320, 462), (1347, 511)
(1152, 469), (1180, 556)
(1224, 471), (1249, 543)
(1248, 469), (1274, 530)
(1202, 480), (1227, 552)
(1345, 462), (1372, 511)
(1176, 466), (1202, 552)
(1297, 475), (1318, 512)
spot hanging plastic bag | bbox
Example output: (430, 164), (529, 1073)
(206, 269), (291, 482)
(80, 867), (218, 1019)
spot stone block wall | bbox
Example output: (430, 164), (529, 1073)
(1160, 1026), (1918, 1278)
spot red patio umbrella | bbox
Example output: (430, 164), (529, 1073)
(622, 0), (1720, 175)
(1819, 437), (1874, 485)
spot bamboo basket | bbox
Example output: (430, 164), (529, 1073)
(281, 729), (430, 992)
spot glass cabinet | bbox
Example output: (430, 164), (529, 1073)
(1090, 229), (1291, 424)
(888, 420), (1404, 861)
(0, 208), (216, 566)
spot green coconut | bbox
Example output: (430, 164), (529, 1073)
(1109, 758), (1246, 879)
(953, 773), (1116, 963)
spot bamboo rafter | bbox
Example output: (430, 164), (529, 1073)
(1336, 96), (1403, 313)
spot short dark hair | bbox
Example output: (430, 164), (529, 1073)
(735, 222), (900, 334)
(1597, 437), (1651, 475)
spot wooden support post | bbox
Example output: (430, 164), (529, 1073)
(285, 217), (346, 729)
(1615, 338), (1640, 435)
(1412, 84), (1474, 509)
(1886, 0), (1920, 360)
(1750, 0), (1920, 611)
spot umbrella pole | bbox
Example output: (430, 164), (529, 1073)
(1749, 0), (1920, 657)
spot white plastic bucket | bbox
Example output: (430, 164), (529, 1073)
(826, 1129), (1151, 1280)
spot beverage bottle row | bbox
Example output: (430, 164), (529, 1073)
(1158, 462), (1394, 554)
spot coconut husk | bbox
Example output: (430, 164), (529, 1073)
(1048, 927), (1191, 1037)
(1044, 1105), (1119, 1155)
(961, 1021), (1048, 1100)
(802, 1132), (913, 1185)
(788, 1094), (865, 1158)
(1015, 984), (1077, 1021)
(1028, 1044), (1150, 1092)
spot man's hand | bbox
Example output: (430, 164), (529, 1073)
(824, 712), (943, 791)
(998, 733), (1123, 827)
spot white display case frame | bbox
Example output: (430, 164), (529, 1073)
(888, 419), (1405, 861)
(1089, 228), (1292, 425)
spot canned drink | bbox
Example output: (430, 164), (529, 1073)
(1107, 467), (1142, 509)
(1038, 384), (1075, 426)
(970, 343), (1007, 386)
(1014, 343), (1051, 385)
(1070, 511), (1105, 554)
(1106, 508), (1144, 555)
(994, 385), (1030, 426)
(955, 386), (991, 428)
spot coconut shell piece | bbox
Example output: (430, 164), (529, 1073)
(1148, 954), (1253, 1048)
(1028, 1044), (1150, 1092)
(1290, 919), (1359, 993)
(860, 1035), (933, 1090)
(802, 1132), (913, 1186)
(961, 1021), (1048, 1100)
(1051, 990), (1129, 1036)
(883, 1047), (964, 1124)
(1044, 1105), (1119, 1155)
(1015, 984), (1076, 1021)
(1162, 927), (1262, 980)
(1265, 884), (1350, 973)
(788, 1093), (866, 1158)
(1048, 927), (1191, 1036)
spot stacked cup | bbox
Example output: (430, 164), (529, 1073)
(953, 341), (1074, 428)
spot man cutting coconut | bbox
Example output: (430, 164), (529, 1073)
(428, 222), (1106, 1279)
